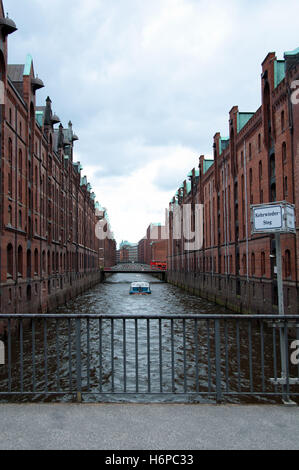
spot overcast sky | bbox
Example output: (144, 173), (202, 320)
(5, 0), (299, 245)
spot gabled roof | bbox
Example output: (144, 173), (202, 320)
(7, 64), (24, 82)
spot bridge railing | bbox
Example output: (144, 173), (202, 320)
(0, 314), (298, 403)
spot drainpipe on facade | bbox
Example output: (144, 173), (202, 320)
(243, 139), (249, 282)
(288, 85), (298, 289)
(222, 162), (228, 282)
(225, 160), (230, 275)
(210, 181), (214, 277)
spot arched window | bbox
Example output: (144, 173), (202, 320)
(249, 168), (253, 204)
(8, 138), (12, 165)
(258, 133), (261, 152)
(27, 285), (31, 301)
(18, 177), (22, 202)
(47, 251), (50, 275)
(282, 142), (287, 163)
(18, 245), (23, 277)
(270, 155), (276, 178)
(7, 244), (13, 277)
(259, 161), (263, 203)
(27, 249), (31, 278)
(34, 249), (39, 275)
(19, 149), (22, 173)
(8, 205), (12, 225)
(8, 170), (12, 194)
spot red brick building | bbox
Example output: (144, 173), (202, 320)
(167, 48), (299, 314)
(0, 2), (115, 314)
(138, 224), (167, 265)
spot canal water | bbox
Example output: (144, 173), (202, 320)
(0, 273), (297, 403)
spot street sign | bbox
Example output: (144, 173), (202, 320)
(251, 201), (296, 403)
(251, 202), (296, 234)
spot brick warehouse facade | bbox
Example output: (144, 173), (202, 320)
(138, 224), (167, 265)
(0, 3), (115, 316)
(167, 48), (299, 314)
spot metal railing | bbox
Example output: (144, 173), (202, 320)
(0, 314), (298, 404)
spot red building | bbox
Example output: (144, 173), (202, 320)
(167, 48), (299, 314)
(138, 223), (167, 265)
(0, 2), (114, 315)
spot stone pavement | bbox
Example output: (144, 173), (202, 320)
(0, 404), (298, 450)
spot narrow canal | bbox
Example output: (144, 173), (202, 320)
(0, 273), (298, 404)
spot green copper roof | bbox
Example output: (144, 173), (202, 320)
(186, 181), (192, 193)
(203, 159), (214, 174)
(35, 110), (43, 127)
(219, 137), (229, 155)
(274, 60), (285, 88)
(80, 176), (87, 186)
(187, 169), (199, 178)
(284, 47), (299, 57)
(237, 113), (254, 133)
(23, 54), (33, 76)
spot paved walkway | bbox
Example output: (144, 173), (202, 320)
(0, 404), (298, 450)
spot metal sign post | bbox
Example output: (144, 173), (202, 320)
(251, 201), (296, 405)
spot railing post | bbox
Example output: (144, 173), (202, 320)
(214, 319), (222, 404)
(75, 318), (82, 402)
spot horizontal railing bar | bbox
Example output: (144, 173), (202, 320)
(0, 314), (299, 320)
(0, 392), (298, 397)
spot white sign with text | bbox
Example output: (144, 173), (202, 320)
(251, 202), (296, 234)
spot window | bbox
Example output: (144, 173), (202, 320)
(8, 171), (12, 194)
(18, 245), (23, 276)
(249, 168), (253, 204)
(34, 249), (39, 275)
(18, 178), (22, 202)
(42, 251), (46, 272)
(270, 155), (276, 178)
(19, 150), (22, 173)
(27, 250), (32, 278)
(8, 138), (12, 164)
(282, 142), (287, 163)
(7, 244), (13, 277)
(249, 143), (252, 160)
(8, 205), (12, 225)
(18, 210), (22, 228)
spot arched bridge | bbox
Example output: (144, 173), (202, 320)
(103, 263), (167, 279)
